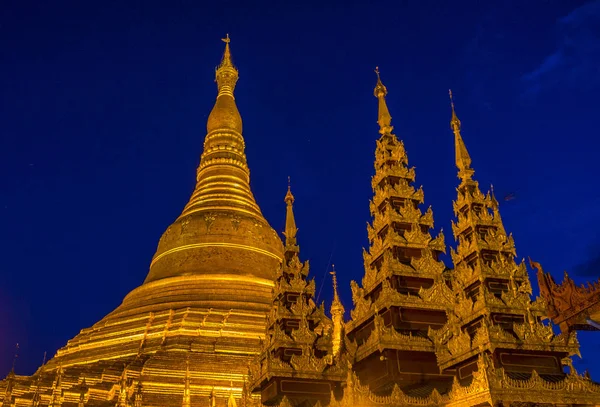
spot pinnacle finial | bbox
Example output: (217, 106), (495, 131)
(330, 265), (343, 309)
(330, 265), (338, 297)
(449, 89), (461, 133)
(284, 176), (294, 205)
(219, 34), (233, 68)
(449, 90), (473, 182)
(374, 66), (387, 98)
(490, 183), (499, 207)
(374, 67), (392, 134)
(283, 180), (298, 254)
(215, 34), (238, 98)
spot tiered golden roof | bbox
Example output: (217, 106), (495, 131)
(2, 43), (600, 407)
(345, 68), (453, 395)
(426, 92), (584, 405)
(249, 185), (348, 406)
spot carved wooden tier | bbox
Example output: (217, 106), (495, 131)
(428, 94), (587, 406)
(248, 187), (346, 406)
(534, 260), (600, 333)
(345, 70), (453, 397)
(2, 59), (600, 407)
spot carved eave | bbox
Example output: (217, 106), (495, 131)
(370, 205), (434, 240)
(444, 355), (600, 407)
(273, 277), (316, 299)
(451, 257), (527, 290)
(451, 205), (499, 237)
(452, 184), (487, 214)
(453, 288), (546, 324)
(249, 353), (346, 395)
(368, 228), (444, 263)
(329, 372), (446, 407)
(371, 165), (416, 190)
(356, 325), (434, 362)
(371, 183), (425, 211)
(362, 258), (441, 297)
(454, 232), (516, 263)
(434, 320), (580, 371)
(348, 279), (453, 334)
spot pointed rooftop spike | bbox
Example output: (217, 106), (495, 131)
(448, 90), (474, 182)
(283, 178), (299, 255)
(374, 67), (393, 134)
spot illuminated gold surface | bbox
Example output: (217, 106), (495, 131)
(248, 186), (347, 406)
(146, 33), (283, 285)
(0, 36), (283, 407)
(1, 52), (599, 407)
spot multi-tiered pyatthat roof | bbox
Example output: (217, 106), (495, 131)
(0, 36), (283, 407)
(345, 69), (454, 397)
(428, 91), (587, 406)
(248, 185), (348, 406)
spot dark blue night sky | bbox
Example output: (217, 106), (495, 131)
(1, 0), (599, 378)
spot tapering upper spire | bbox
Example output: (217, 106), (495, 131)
(449, 90), (474, 182)
(214, 34), (238, 99)
(330, 265), (345, 358)
(283, 177), (299, 255)
(207, 34), (241, 134)
(142, 36), (283, 291)
(374, 67), (393, 134)
(330, 266), (343, 310)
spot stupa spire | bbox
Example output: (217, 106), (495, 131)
(283, 177), (299, 256)
(215, 34), (238, 98)
(449, 90), (474, 183)
(143, 35), (283, 285)
(330, 265), (345, 358)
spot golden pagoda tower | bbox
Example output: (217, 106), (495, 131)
(0, 36), (283, 407)
(248, 184), (346, 406)
(429, 91), (600, 407)
(3, 46), (600, 407)
(345, 68), (454, 395)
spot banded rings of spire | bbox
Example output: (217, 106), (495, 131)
(120, 36), (283, 315)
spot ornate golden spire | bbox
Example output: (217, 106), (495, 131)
(143, 36), (283, 285)
(449, 90), (474, 182)
(330, 265), (345, 358)
(214, 34), (238, 99)
(374, 67), (393, 135)
(330, 266), (343, 310)
(283, 177), (299, 255)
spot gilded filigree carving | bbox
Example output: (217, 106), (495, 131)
(289, 346), (327, 373)
(350, 280), (372, 321)
(203, 213), (216, 232)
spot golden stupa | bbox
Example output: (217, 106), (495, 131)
(2, 38), (600, 407)
(0, 36), (283, 406)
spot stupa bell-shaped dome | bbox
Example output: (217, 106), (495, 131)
(31, 40), (284, 404)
